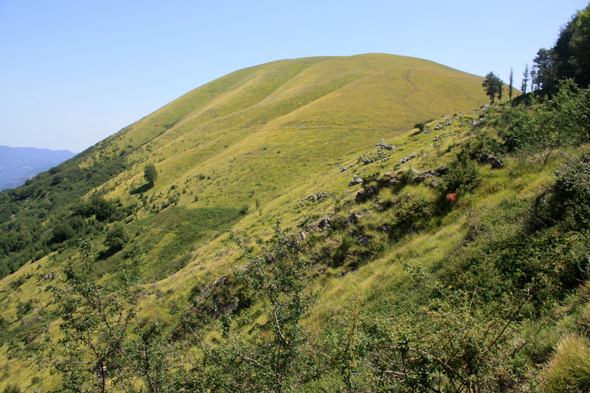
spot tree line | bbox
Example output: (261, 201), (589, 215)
(483, 3), (590, 103)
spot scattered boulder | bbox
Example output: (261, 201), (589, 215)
(346, 213), (361, 225)
(303, 191), (329, 202)
(355, 185), (380, 203)
(478, 153), (504, 169)
(377, 172), (398, 188)
(349, 175), (363, 186)
(375, 140), (396, 150)
(358, 154), (374, 165)
(356, 236), (370, 245)
(378, 224), (391, 233)
(318, 218), (332, 229)
(427, 179), (439, 189)
(400, 152), (416, 164)
(413, 176), (426, 184)
(431, 166), (449, 176)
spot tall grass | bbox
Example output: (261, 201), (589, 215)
(542, 334), (590, 393)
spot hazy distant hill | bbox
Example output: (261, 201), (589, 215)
(0, 145), (76, 191)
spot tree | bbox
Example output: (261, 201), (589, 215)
(143, 163), (158, 185)
(482, 72), (503, 104)
(533, 48), (555, 94)
(16, 225), (323, 393)
(497, 78), (505, 103)
(509, 68), (514, 102)
(572, 5), (590, 87)
(522, 64), (529, 94)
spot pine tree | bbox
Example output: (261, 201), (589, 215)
(509, 68), (514, 102)
(522, 64), (529, 94)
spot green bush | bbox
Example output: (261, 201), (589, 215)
(440, 150), (480, 195)
(104, 223), (130, 252)
(50, 223), (75, 244)
(537, 153), (590, 230)
(2, 384), (22, 393)
(498, 81), (590, 163)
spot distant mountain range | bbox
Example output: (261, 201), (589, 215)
(0, 145), (76, 191)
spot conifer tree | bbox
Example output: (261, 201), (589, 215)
(509, 68), (514, 102)
(522, 64), (529, 94)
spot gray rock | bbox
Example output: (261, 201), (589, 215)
(349, 176), (363, 186)
(478, 153), (504, 169)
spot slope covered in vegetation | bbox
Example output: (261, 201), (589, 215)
(2, 49), (590, 392)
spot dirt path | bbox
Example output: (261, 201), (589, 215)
(401, 68), (431, 119)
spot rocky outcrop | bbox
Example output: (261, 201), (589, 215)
(355, 185), (380, 203)
(355, 166), (449, 202)
(478, 153), (504, 169)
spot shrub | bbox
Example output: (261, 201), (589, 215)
(9, 275), (26, 290)
(498, 81), (590, 163)
(2, 384), (22, 393)
(536, 153), (590, 230)
(51, 223), (75, 244)
(414, 122), (426, 132)
(440, 150), (480, 195)
(104, 223), (130, 252)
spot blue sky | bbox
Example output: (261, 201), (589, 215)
(1, 0), (588, 152)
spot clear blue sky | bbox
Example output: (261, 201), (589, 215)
(1, 0), (588, 152)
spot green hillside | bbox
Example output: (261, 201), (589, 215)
(3, 52), (590, 391)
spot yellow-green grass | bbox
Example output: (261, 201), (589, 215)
(542, 334), (590, 392)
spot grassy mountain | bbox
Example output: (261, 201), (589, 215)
(10, 53), (590, 391)
(0, 53), (488, 279)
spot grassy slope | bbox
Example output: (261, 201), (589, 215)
(0, 53), (496, 389)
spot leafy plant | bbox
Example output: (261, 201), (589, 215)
(440, 149), (480, 195)
(104, 223), (130, 252)
(144, 163), (158, 185)
(2, 384), (22, 393)
(177, 223), (322, 392)
(498, 81), (590, 163)
(16, 242), (181, 393)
